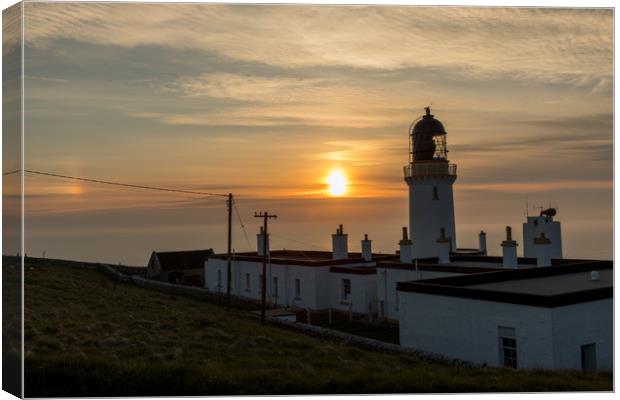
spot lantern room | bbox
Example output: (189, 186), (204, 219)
(409, 107), (448, 164)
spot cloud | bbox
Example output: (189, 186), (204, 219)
(173, 73), (335, 102)
(24, 4), (613, 90)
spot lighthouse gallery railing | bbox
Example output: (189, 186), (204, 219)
(403, 163), (457, 178)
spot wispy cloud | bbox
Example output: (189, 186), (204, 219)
(24, 4), (612, 90)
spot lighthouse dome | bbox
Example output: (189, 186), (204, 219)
(409, 107), (449, 162)
(412, 107), (446, 135)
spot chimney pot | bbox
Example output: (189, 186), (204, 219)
(332, 226), (349, 260)
(361, 234), (372, 262)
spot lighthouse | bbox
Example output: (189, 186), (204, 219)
(404, 107), (457, 259)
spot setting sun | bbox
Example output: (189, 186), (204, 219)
(326, 169), (348, 197)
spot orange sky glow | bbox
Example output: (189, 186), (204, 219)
(2, 4), (612, 264)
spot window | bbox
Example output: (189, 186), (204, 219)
(342, 279), (351, 301)
(217, 270), (222, 288)
(273, 277), (279, 298)
(581, 343), (597, 372)
(295, 278), (301, 298)
(259, 274), (264, 293)
(432, 186), (439, 200)
(245, 273), (251, 292)
(498, 326), (517, 368)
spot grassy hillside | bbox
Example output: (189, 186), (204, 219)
(22, 257), (612, 396)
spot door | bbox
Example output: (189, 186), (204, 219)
(581, 343), (597, 372)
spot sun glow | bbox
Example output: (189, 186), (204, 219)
(326, 169), (348, 197)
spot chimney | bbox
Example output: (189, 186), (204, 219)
(534, 232), (552, 267)
(501, 226), (518, 269)
(332, 224), (349, 260)
(257, 226), (269, 256)
(361, 233), (372, 262)
(436, 228), (451, 263)
(478, 230), (487, 255)
(399, 227), (413, 264)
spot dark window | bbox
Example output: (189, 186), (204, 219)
(295, 278), (301, 298)
(168, 271), (184, 285)
(273, 277), (279, 298)
(581, 343), (597, 371)
(342, 279), (351, 301)
(433, 186), (439, 200)
(245, 273), (251, 291)
(217, 270), (222, 288)
(498, 326), (517, 368)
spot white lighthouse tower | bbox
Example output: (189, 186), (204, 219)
(404, 107), (457, 259)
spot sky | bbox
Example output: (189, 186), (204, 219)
(5, 3), (613, 264)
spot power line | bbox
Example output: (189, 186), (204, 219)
(22, 169), (228, 197)
(270, 233), (329, 252)
(3, 169), (21, 176)
(232, 199), (253, 251)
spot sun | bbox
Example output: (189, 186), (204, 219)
(326, 169), (348, 197)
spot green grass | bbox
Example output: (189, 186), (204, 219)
(3, 257), (22, 397)
(22, 257), (612, 396)
(307, 310), (400, 344)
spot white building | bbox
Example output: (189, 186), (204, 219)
(523, 210), (563, 259)
(201, 107), (611, 372)
(376, 257), (524, 322)
(204, 226), (396, 315)
(397, 261), (612, 371)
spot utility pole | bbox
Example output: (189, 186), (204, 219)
(226, 193), (233, 309)
(254, 211), (277, 324)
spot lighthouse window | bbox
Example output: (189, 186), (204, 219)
(433, 186), (439, 200)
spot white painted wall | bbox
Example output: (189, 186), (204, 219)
(408, 177), (457, 259)
(376, 267), (460, 321)
(399, 291), (612, 370)
(551, 299), (613, 370)
(205, 258), (342, 310)
(327, 272), (378, 314)
(399, 292), (554, 368)
(523, 216), (562, 259)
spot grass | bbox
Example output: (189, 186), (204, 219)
(3, 257), (22, 397)
(21, 256), (612, 396)
(307, 310), (400, 344)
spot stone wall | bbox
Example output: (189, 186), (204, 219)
(268, 316), (472, 367)
(97, 263), (262, 310)
(98, 262), (472, 366)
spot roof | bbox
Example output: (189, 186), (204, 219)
(396, 260), (612, 308)
(412, 108), (446, 135)
(376, 255), (530, 274)
(154, 249), (213, 271)
(209, 249), (398, 267)
(330, 266), (377, 275)
(377, 260), (503, 274)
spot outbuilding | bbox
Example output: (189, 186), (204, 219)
(147, 249), (213, 286)
(397, 261), (612, 370)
